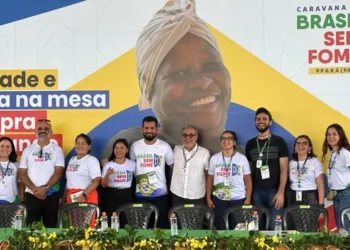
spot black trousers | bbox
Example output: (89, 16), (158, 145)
(172, 193), (205, 206)
(25, 192), (59, 228)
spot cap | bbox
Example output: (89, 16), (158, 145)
(256, 107), (272, 120)
(112, 212), (117, 216)
(171, 213), (176, 217)
(102, 212), (106, 216)
(253, 211), (258, 215)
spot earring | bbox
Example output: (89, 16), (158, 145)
(308, 150), (311, 154)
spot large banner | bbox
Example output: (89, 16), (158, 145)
(1, 0), (349, 230)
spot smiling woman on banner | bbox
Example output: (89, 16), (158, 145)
(64, 134), (101, 206)
(287, 135), (325, 206)
(103, 0), (243, 157)
(322, 124), (350, 232)
(0, 137), (24, 204)
(206, 131), (252, 230)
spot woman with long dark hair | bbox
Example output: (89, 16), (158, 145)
(0, 137), (24, 203)
(322, 124), (350, 231)
(288, 135), (324, 206)
(101, 138), (135, 226)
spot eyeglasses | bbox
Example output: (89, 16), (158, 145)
(39, 147), (43, 158)
(221, 137), (234, 142)
(182, 133), (197, 139)
(296, 141), (308, 146)
(37, 119), (51, 123)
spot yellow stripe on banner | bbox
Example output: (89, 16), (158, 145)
(309, 66), (350, 74)
(0, 69), (58, 90)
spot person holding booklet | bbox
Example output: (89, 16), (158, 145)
(64, 134), (101, 206)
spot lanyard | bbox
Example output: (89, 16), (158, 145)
(222, 151), (234, 178)
(256, 136), (271, 164)
(0, 161), (10, 179)
(328, 151), (338, 176)
(182, 145), (198, 169)
(296, 157), (309, 189)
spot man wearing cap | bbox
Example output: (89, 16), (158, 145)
(170, 125), (210, 206)
(245, 108), (289, 230)
(18, 119), (65, 227)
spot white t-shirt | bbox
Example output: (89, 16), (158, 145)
(171, 144), (209, 199)
(0, 161), (19, 202)
(328, 148), (350, 190)
(289, 157), (324, 191)
(102, 159), (136, 189)
(208, 151), (251, 201)
(66, 155), (101, 189)
(130, 139), (174, 197)
(19, 142), (65, 193)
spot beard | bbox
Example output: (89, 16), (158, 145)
(255, 124), (270, 133)
(143, 133), (157, 141)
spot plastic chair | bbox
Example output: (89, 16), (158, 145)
(116, 202), (159, 229)
(340, 207), (350, 230)
(223, 205), (270, 230)
(283, 204), (328, 232)
(0, 203), (27, 228)
(58, 202), (101, 229)
(168, 204), (215, 229)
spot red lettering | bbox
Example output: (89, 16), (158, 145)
(324, 31), (334, 46)
(308, 50), (318, 64)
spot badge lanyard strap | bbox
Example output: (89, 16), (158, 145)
(328, 151), (338, 176)
(0, 162), (10, 179)
(222, 152), (234, 179)
(256, 136), (271, 159)
(256, 137), (271, 165)
(296, 157), (309, 189)
(182, 145), (199, 170)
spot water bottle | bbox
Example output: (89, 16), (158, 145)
(101, 212), (108, 230)
(252, 211), (259, 231)
(14, 209), (22, 230)
(170, 213), (178, 236)
(111, 212), (119, 231)
(275, 215), (282, 236)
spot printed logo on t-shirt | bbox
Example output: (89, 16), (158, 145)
(214, 163), (241, 177)
(33, 151), (53, 162)
(113, 170), (132, 183)
(291, 167), (308, 176)
(66, 164), (80, 172)
(137, 154), (163, 168)
(0, 169), (15, 177)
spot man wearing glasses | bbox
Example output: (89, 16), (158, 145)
(18, 119), (65, 227)
(170, 125), (210, 206)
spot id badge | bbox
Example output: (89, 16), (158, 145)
(0, 178), (7, 187)
(224, 178), (230, 186)
(260, 166), (270, 180)
(182, 168), (187, 175)
(256, 160), (262, 169)
(148, 173), (158, 184)
(296, 190), (302, 201)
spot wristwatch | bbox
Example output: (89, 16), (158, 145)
(44, 185), (50, 189)
(82, 192), (88, 199)
(319, 203), (325, 207)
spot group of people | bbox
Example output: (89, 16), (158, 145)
(1, 108), (350, 232)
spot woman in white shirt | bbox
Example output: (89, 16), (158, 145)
(64, 134), (101, 205)
(0, 137), (24, 204)
(288, 135), (325, 206)
(322, 124), (350, 232)
(101, 138), (136, 226)
(206, 130), (252, 230)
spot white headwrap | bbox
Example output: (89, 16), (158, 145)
(136, 0), (221, 110)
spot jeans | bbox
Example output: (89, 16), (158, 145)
(333, 188), (350, 232)
(252, 188), (284, 230)
(212, 196), (245, 230)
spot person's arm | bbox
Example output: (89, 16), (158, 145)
(18, 168), (37, 193)
(273, 157), (288, 209)
(34, 166), (65, 198)
(82, 177), (101, 197)
(101, 168), (113, 188)
(244, 174), (252, 204)
(17, 182), (25, 203)
(206, 174), (214, 208)
(316, 174), (325, 205)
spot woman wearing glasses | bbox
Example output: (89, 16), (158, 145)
(0, 137), (24, 204)
(206, 130), (252, 230)
(322, 124), (350, 231)
(64, 134), (101, 205)
(288, 135), (324, 206)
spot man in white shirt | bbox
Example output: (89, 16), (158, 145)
(130, 116), (174, 229)
(18, 119), (65, 227)
(171, 125), (210, 205)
